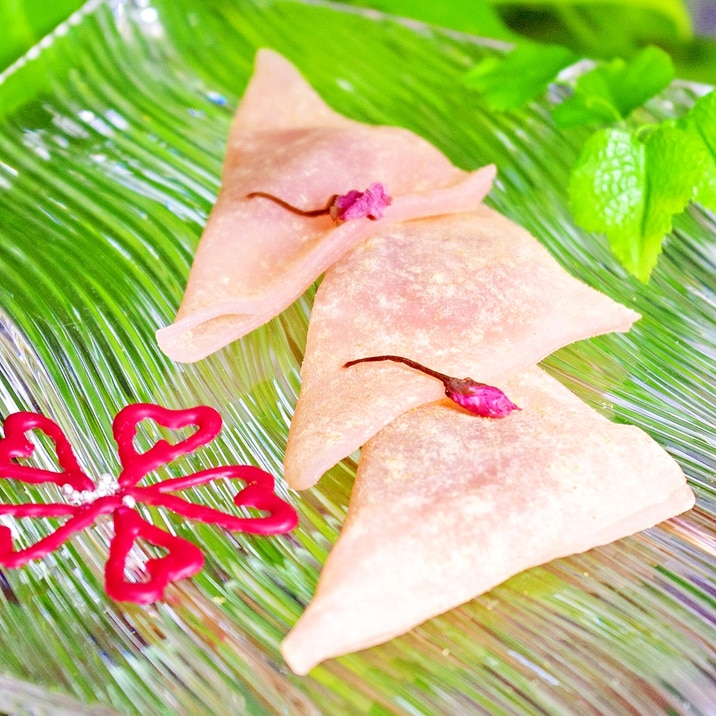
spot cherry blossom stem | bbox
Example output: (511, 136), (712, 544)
(246, 191), (336, 217)
(344, 355), (519, 418)
(343, 355), (453, 386)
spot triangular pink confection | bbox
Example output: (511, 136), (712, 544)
(281, 367), (694, 674)
(284, 206), (641, 489)
(156, 49), (495, 362)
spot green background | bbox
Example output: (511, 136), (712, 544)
(0, 0), (713, 713)
(3, 0), (715, 81)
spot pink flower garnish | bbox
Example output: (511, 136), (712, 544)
(246, 182), (392, 223)
(0, 404), (298, 604)
(330, 183), (392, 222)
(344, 355), (520, 419)
(443, 379), (521, 418)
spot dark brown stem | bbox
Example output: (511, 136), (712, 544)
(343, 355), (451, 385)
(246, 191), (337, 217)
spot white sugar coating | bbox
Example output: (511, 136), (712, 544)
(62, 473), (121, 506)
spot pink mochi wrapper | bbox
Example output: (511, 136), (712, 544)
(156, 49), (496, 362)
(284, 206), (641, 490)
(281, 367), (694, 675)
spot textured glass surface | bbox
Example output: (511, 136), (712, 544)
(0, 1), (714, 713)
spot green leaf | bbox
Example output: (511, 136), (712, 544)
(492, 0), (693, 43)
(569, 125), (705, 280)
(0, 0), (85, 71)
(338, 0), (515, 39)
(463, 42), (577, 111)
(553, 46), (674, 128)
(677, 90), (716, 211)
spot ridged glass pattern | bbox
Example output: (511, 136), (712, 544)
(0, 1), (714, 713)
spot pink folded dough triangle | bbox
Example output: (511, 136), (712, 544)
(156, 49), (495, 362)
(281, 367), (694, 674)
(283, 206), (641, 490)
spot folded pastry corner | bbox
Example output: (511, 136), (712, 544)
(283, 207), (641, 490)
(156, 50), (495, 362)
(281, 367), (693, 674)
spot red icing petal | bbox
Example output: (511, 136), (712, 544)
(105, 506), (205, 604)
(0, 501), (110, 568)
(0, 402), (298, 604)
(140, 465), (298, 534)
(0, 412), (93, 490)
(113, 404), (222, 487)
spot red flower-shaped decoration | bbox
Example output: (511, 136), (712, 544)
(0, 404), (298, 604)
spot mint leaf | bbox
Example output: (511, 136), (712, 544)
(677, 89), (716, 211)
(553, 46), (674, 128)
(569, 125), (705, 281)
(463, 42), (577, 111)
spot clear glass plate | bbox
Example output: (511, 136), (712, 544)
(0, 1), (714, 713)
